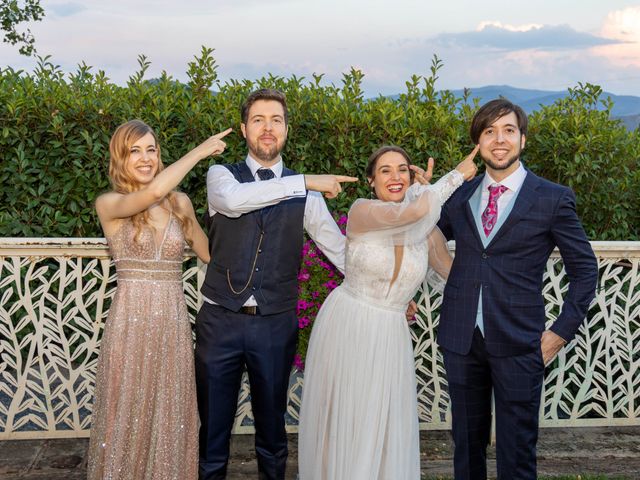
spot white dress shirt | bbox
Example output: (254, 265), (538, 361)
(477, 162), (528, 221)
(204, 154), (346, 306)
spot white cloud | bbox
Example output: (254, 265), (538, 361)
(434, 23), (620, 50)
(476, 21), (544, 33)
(592, 6), (640, 69)
(2, 2), (639, 97)
(600, 6), (640, 42)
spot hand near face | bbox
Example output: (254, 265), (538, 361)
(195, 128), (233, 159)
(410, 157), (434, 185)
(455, 145), (479, 181)
(304, 174), (359, 199)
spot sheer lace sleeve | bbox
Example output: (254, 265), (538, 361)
(404, 169), (464, 205)
(425, 226), (453, 293)
(346, 170), (464, 246)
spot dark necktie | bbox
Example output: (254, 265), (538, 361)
(257, 168), (275, 181)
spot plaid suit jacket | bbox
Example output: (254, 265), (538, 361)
(437, 170), (598, 357)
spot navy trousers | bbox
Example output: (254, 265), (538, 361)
(442, 328), (545, 480)
(195, 303), (298, 480)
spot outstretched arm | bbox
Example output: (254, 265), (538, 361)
(97, 128), (231, 224)
(347, 146), (476, 241)
(434, 146), (480, 240)
(208, 169), (357, 218)
(305, 174), (358, 199)
(348, 153), (474, 235)
(207, 166), (306, 217)
(347, 187), (442, 235)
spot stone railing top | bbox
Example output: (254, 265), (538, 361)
(1, 238), (638, 258)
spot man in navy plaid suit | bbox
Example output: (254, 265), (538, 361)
(437, 99), (598, 479)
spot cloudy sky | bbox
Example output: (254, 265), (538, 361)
(2, 0), (640, 96)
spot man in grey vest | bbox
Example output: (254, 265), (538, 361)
(196, 88), (358, 480)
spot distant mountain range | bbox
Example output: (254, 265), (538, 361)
(390, 85), (640, 130)
(615, 114), (640, 131)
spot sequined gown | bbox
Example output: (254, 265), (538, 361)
(298, 171), (464, 480)
(88, 214), (198, 480)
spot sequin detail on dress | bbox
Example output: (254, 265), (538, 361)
(87, 215), (198, 480)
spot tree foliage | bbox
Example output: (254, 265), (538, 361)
(0, 0), (44, 56)
(0, 50), (638, 240)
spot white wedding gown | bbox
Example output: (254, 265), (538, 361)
(298, 170), (464, 480)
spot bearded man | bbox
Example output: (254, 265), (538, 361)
(195, 88), (356, 480)
(436, 98), (598, 479)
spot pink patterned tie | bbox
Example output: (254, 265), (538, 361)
(481, 184), (508, 236)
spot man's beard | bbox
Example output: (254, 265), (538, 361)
(248, 138), (286, 162)
(482, 145), (522, 171)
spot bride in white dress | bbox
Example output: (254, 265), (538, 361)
(298, 145), (478, 480)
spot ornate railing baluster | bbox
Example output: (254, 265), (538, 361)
(1, 239), (638, 439)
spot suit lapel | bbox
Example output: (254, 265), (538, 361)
(487, 170), (541, 247)
(462, 175), (484, 246)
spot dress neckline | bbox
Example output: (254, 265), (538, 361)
(153, 212), (172, 259)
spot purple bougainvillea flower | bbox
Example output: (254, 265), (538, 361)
(323, 280), (339, 289)
(298, 316), (311, 329)
(293, 353), (305, 371)
(296, 230), (346, 366)
(318, 261), (332, 270)
(298, 270), (310, 281)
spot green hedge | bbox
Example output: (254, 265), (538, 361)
(1, 50), (638, 240)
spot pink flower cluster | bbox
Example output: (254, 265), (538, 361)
(293, 353), (305, 371)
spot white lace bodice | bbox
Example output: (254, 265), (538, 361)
(341, 170), (464, 309)
(341, 241), (431, 310)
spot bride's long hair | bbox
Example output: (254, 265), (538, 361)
(108, 119), (192, 243)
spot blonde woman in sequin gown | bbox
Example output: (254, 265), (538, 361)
(298, 146), (478, 480)
(87, 120), (231, 480)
